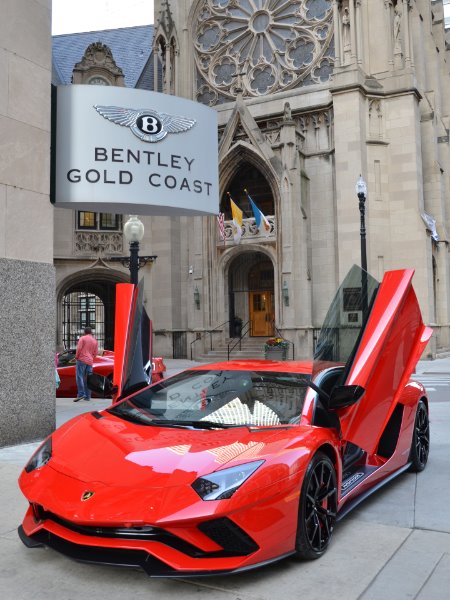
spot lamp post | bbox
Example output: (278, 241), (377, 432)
(355, 175), (367, 273)
(111, 215), (157, 285)
(355, 175), (368, 317)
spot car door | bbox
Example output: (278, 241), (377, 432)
(113, 281), (152, 400)
(339, 269), (431, 453)
(313, 266), (432, 454)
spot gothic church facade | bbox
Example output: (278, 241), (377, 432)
(53, 1), (450, 359)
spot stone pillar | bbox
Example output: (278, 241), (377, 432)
(355, 0), (363, 65)
(402, 0), (411, 68)
(349, 0), (357, 63)
(0, 1), (55, 446)
(332, 89), (367, 280)
(332, 0), (341, 67)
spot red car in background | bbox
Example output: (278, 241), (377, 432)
(56, 349), (166, 398)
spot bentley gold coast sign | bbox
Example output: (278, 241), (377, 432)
(51, 85), (219, 216)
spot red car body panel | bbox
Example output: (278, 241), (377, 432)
(338, 269), (432, 453)
(112, 283), (136, 396)
(18, 406), (338, 571)
(19, 269), (431, 576)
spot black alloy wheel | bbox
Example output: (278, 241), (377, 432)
(295, 451), (337, 560)
(408, 400), (430, 472)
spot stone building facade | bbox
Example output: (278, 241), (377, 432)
(149, 0), (450, 358)
(0, 0), (54, 446)
(51, 1), (450, 364)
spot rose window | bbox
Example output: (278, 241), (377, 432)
(194, 0), (335, 105)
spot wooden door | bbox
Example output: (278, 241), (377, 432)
(249, 291), (274, 336)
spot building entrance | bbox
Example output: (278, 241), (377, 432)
(228, 252), (274, 338)
(249, 291), (274, 336)
(60, 280), (117, 350)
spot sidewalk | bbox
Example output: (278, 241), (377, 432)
(416, 354), (450, 374)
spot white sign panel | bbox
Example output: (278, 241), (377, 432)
(52, 85), (219, 216)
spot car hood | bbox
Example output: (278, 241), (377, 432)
(50, 411), (302, 488)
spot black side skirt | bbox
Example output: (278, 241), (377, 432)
(337, 462), (412, 521)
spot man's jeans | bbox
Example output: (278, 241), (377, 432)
(76, 361), (93, 399)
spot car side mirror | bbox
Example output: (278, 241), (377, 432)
(87, 373), (114, 398)
(328, 385), (365, 409)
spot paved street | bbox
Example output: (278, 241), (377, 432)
(1, 358), (450, 599)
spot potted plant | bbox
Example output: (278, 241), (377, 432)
(264, 337), (288, 360)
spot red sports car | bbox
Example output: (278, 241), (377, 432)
(18, 267), (431, 576)
(56, 350), (166, 397)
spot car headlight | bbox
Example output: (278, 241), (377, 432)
(192, 460), (264, 501)
(25, 437), (52, 473)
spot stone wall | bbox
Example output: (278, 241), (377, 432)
(0, 0), (54, 447)
(0, 259), (55, 446)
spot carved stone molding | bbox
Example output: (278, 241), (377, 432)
(218, 216), (277, 245)
(74, 232), (124, 256)
(194, 0), (335, 105)
(72, 42), (125, 86)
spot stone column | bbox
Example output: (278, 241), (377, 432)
(0, 2), (55, 446)
(332, 0), (341, 67)
(349, 0), (357, 63)
(402, 0), (412, 68)
(355, 0), (363, 65)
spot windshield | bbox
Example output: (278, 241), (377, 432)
(108, 369), (311, 427)
(313, 265), (379, 379)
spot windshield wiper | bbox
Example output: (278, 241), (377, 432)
(156, 419), (244, 430)
(107, 407), (154, 425)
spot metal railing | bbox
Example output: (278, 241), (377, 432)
(190, 320), (230, 360)
(227, 320), (251, 360)
(273, 323), (295, 360)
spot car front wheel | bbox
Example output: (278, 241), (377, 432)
(408, 400), (430, 472)
(295, 451), (337, 560)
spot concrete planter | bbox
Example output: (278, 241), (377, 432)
(264, 347), (287, 360)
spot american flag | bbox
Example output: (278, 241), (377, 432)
(217, 212), (225, 241)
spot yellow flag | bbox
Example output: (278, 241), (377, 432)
(230, 199), (243, 226)
(230, 198), (243, 244)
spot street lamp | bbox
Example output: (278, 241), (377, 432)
(123, 215), (145, 285)
(111, 215), (157, 285)
(355, 175), (368, 317)
(355, 175), (367, 273)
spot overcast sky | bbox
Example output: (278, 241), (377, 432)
(51, 1), (450, 36)
(52, 0), (154, 35)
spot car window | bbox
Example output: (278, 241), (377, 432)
(110, 369), (310, 427)
(313, 265), (379, 379)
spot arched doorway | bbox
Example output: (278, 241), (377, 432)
(60, 278), (121, 350)
(228, 251), (275, 337)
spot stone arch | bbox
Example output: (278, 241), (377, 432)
(56, 267), (128, 350)
(154, 34), (167, 92)
(216, 245), (278, 336)
(219, 143), (281, 219)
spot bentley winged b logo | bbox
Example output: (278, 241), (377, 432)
(93, 105), (196, 142)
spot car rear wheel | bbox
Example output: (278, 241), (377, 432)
(408, 400), (430, 472)
(295, 451), (337, 560)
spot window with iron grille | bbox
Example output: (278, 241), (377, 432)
(62, 292), (105, 349)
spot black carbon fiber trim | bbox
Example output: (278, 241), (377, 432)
(198, 517), (258, 555)
(18, 524), (291, 577)
(29, 509), (255, 558)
